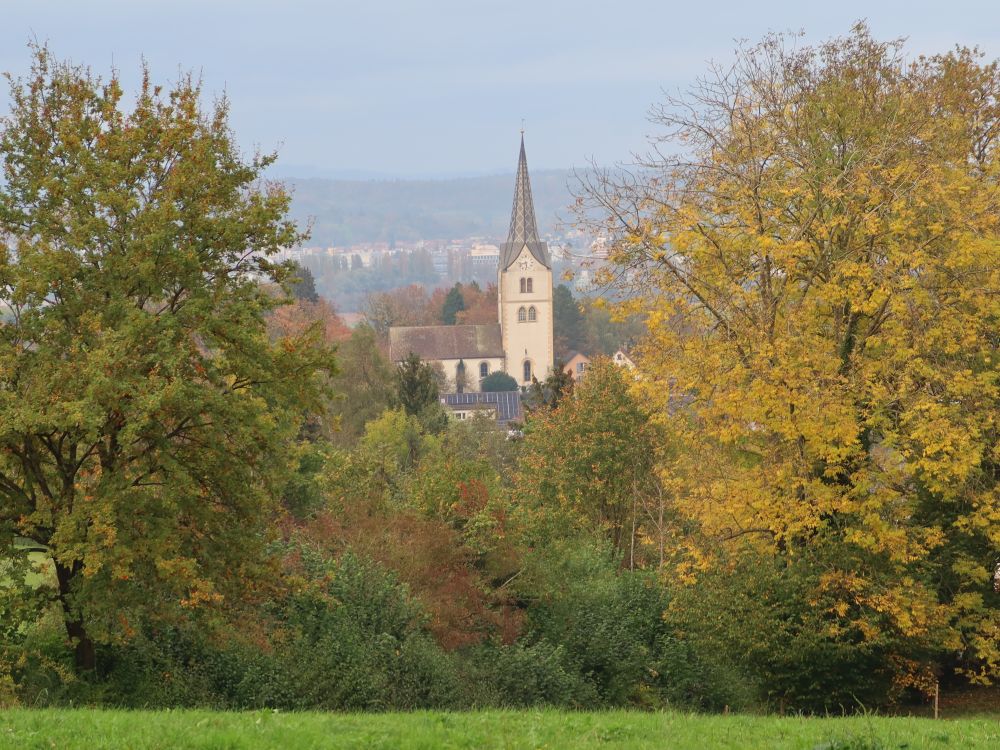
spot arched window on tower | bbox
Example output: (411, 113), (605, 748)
(526, 278), (533, 293)
(519, 278), (527, 293)
(518, 306), (527, 322)
(455, 360), (466, 394)
(528, 306), (537, 322)
(479, 361), (489, 379)
(523, 360), (532, 383)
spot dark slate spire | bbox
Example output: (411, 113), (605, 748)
(500, 134), (550, 270)
(507, 135), (540, 247)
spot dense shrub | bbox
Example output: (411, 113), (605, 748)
(510, 539), (752, 711)
(465, 640), (599, 707)
(650, 634), (756, 711)
(665, 545), (941, 713)
(13, 540), (756, 713)
(0, 550), (78, 707)
(480, 372), (518, 392)
(4, 536), (951, 715)
(91, 552), (462, 710)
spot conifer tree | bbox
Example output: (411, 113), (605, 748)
(288, 261), (320, 303)
(553, 284), (585, 357)
(441, 283), (466, 325)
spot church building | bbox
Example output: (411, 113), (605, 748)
(389, 136), (554, 395)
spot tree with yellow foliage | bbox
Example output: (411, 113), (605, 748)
(583, 25), (1000, 686)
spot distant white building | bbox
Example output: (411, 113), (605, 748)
(470, 243), (499, 269)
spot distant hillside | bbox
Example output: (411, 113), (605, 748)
(285, 170), (580, 246)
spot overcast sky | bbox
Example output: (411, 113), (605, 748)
(2, 1), (998, 178)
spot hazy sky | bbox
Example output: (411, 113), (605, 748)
(2, 1), (998, 177)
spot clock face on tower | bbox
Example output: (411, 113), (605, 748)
(518, 256), (535, 271)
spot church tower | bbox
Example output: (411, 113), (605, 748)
(498, 135), (554, 385)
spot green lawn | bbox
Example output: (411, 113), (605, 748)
(1, 709), (998, 749)
(2, 537), (54, 589)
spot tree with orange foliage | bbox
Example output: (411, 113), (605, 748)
(269, 298), (352, 346)
(363, 284), (437, 336)
(456, 282), (499, 325)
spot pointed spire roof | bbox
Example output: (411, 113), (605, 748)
(500, 134), (550, 270)
(507, 135), (540, 247)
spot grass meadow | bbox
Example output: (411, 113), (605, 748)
(2, 708), (999, 749)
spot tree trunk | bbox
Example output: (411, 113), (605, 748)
(629, 494), (636, 571)
(65, 617), (96, 671)
(54, 561), (96, 671)
(658, 488), (665, 568)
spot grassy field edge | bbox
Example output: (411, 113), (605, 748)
(2, 708), (999, 749)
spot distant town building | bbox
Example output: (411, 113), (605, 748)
(589, 236), (610, 258)
(562, 350), (636, 382)
(470, 243), (499, 269)
(573, 267), (593, 293)
(431, 251), (450, 278)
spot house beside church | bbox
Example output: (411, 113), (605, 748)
(612, 349), (636, 370)
(562, 349), (638, 384)
(389, 136), (554, 400)
(563, 352), (591, 382)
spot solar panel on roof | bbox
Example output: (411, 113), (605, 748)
(443, 391), (523, 422)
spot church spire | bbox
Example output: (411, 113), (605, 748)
(500, 134), (550, 270)
(507, 134), (540, 247)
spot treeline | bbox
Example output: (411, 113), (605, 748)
(296, 246), (588, 315)
(285, 171), (575, 247)
(360, 280), (499, 335)
(301, 250), (441, 313)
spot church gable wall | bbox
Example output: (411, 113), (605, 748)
(437, 356), (506, 393)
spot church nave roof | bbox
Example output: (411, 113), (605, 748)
(389, 323), (504, 363)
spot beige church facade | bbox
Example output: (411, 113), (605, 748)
(389, 136), (554, 392)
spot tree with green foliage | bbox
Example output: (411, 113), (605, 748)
(394, 353), (448, 433)
(359, 408), (428, 479)
(0, 47), (333, 670)
(288, 261), (319, 303)
(441, 283), (466, 325)
(480, 371), (518, 392)
(328, 324), (395, 446)
(552, 284), (585, 359)
(524, 364), (575, 412)
(579, 300), (644, 356)
(517, 361), (660, 559)
(395, 354), (440, 416)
